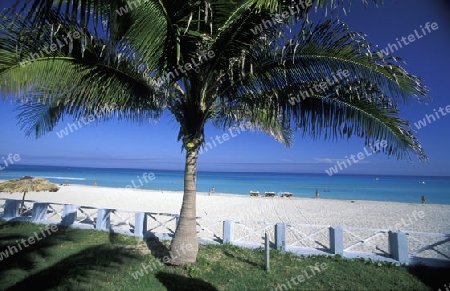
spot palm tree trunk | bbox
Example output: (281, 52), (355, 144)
(169, 146), (199, 265)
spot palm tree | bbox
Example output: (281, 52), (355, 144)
(0, 0), (428, 265)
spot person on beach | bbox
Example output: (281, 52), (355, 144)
(421, 195), (426, 204)
(315, 189), (319, 198)
(94, 180), (97, 186)
(211, 187), (215, 194)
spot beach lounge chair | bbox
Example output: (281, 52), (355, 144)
(264, 191), (276, 197)
(250, 190), (260, 197)
(281, 192), (293, 197)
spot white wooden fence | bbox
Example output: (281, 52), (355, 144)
(1, 198), (449, 267)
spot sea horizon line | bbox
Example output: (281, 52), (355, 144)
(2, 164), (449, 178)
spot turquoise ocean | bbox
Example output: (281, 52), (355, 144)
(1, 164), (449, 205)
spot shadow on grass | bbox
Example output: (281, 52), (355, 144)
(5, 244), (141, 290)
(144, 236), (171, 260)
(1, 221), (143, 290)
(408, 265), (450, 290)
(108, 230), (127, 244)
(0, 222), (73, 276)
(155, 272), (218, 291)
(223, 250), (260, 268)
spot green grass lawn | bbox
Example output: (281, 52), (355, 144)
(0, 220), (448, 291)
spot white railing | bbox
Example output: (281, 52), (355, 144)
(343, 227), (390, 256)
(407, 231), (450, 261)
(0, 198), (449, 267)
(285, 223), (330, 251)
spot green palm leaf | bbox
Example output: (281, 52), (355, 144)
(0, 11), (167, 137)
(209, 19), (428, 161)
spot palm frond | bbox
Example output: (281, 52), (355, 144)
(0, 11), (168, 138)
(208, 19), (428, 161)
(212, 105), (293, 146)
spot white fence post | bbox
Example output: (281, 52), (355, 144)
(134, 212), (147, 237)
(4, 199), (20, 219)
(389, 231), (409, 264)
(32, 203), (49, 223)
(330, 226), (344, 255)
(223, 220), (234, 244)
(61, 204), (77, 226)
(96, 209), (111, 231)
(275, 223), (286, 251)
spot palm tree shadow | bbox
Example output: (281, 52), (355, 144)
(5, 244), (141, 290)
(407, 265), (450, 290)
(143, 236), (171, 260)
(155, 272), (218, 291)
(0, 223), (74, 276)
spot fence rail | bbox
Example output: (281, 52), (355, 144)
(0, 198), (449, 267)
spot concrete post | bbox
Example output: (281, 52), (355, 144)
(389, 231), (409, 264)
(265, 232), (270, 272)
(134, 212), (147, 237)
(31, 203), (49, 223)
(4, 199), (20, 219)
(275, 223), (286, 251)
(330, 226), (344, 255)
(96, 209), (111, 231)
(61, 204), (77, 226)
(223, 220), (234, 244)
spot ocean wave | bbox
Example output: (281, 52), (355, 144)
(42, 176), (86, 181)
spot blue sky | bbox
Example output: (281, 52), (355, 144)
(1, 0), (450, 176)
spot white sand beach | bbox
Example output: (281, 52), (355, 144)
(1, 184), (449, 234)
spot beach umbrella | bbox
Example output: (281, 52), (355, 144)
(0, 176), (59, 213)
